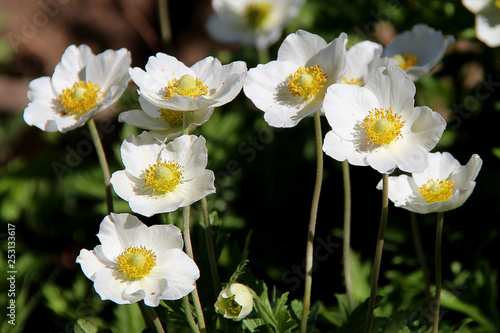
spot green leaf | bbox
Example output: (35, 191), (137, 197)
(74, 318), (98, 333)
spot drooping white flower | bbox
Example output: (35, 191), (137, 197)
(23, 45), (131, 133)
(382, 24), (455, 81)
(118, 96), (214, 142)
(215, 283), (254, 321)
(342, 40), (398, 86)
(462, 0), (500, 47)
(129, 54), (247, 112)
(377, 152), (482, 214)
(76, 213), (200, 306)
(110, 132), (216, 217)
(206, 0), (305, 50)
(322, 66), (446, 174)
(243, 29), (347, 128)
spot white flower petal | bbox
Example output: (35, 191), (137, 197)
(155, 249), (199, 299)
(277, 29), (328, 65)
(462, 0), (490, 13)
(52, 45), (95, 93)
(76, 248), (107, 280)
(120, 132), (163, 177)
(475, 10), (500, 47)
(92, 268), (131, 304)
(119, 110), (169, 130)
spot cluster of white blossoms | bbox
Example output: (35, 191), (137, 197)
(22, 42), (247, 307)
(22, 9), (483, 316)
(242, 26), (481, 214)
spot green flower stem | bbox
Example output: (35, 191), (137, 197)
(433, 212), (444, 333)
(140, 302), (166, 333)
(250, 290), (278, 331)
(342, 160), (354, 312)
(183, 205), (207, 333)
(201, 197), (221, 294)
(410, 212), (431, 298)
(365, 173), (389, 333)
(87, 118), (114, 214)
(158, 0), (172, 51)
(182, 296), (201, 333)
(257, 46), (270, 64)
(183, 111), (190, 135)
(300, 110), (324, 333)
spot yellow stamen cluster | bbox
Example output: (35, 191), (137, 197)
(360, 108), (405, 145)
(287, 65), (327, 99)
(392, 53), (418, 71)
(164, 74), (208, 99)
(418, 178), (455, 203)
(225, 296), (243, 317)
(245, 2), (272, 28)
(116, 245), (157, 280)
(342, 77), (363, 86)
(142, 161), (184, 194)
(496, 0), (500, 9)
(58, 81), (101, 116)
(158, 109), (191, 126)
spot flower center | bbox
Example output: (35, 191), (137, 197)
(116, 245), (157, 280)
(157, 109), (192, 126)
(392, 53), (418, 71)
(287, 65), (328, 99)
(164, 74), (208, 99)
(418, 178), (455, 203)
(58, 81), (101, 116)
(342, 77), (364, 86)
(360, 107), (405, 145)
(244, 2), (272, 28)
(226, 296), (243, 316)
(142, 161), (184, 194)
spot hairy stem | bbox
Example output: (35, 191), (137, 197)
(365, 173), (389, 333)
(300, 110), (324, 333)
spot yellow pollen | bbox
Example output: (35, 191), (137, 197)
(496, 0), (500, 9)
(164, 74), (208, 99)
(342, 77), (363, 86)
(116, 245), (156, 280)
(142, 160), (184, 194)
(226, 296), (243, 316)
(392, 53), (418, 71)
(360, 107), (405, 145)
(158, 109), (192, 126)
(418, 178), (455, 203)
(245, 2), (272, 28)
(58, 81), (101, 116)
(287, 65), (327, 99)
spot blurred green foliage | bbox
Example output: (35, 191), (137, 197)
(1, 0), (499, 332)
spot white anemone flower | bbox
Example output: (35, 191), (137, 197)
(76, 213), (200, 306)
(215, 283), (254, 321)
(377, 152), (482, 214)
(129, 54), (247, 112)
(243, 29), (347, 128)
(323, 66), (446, 174)
(110, 132), (216, 217)
(382, 24), (455, 81)
(206, 0), (305, 50)
(118, 96), (214, 142)
(342, 40), (398, 87)
(23, 45), (131, 133)
(462, 0), (500, 47)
